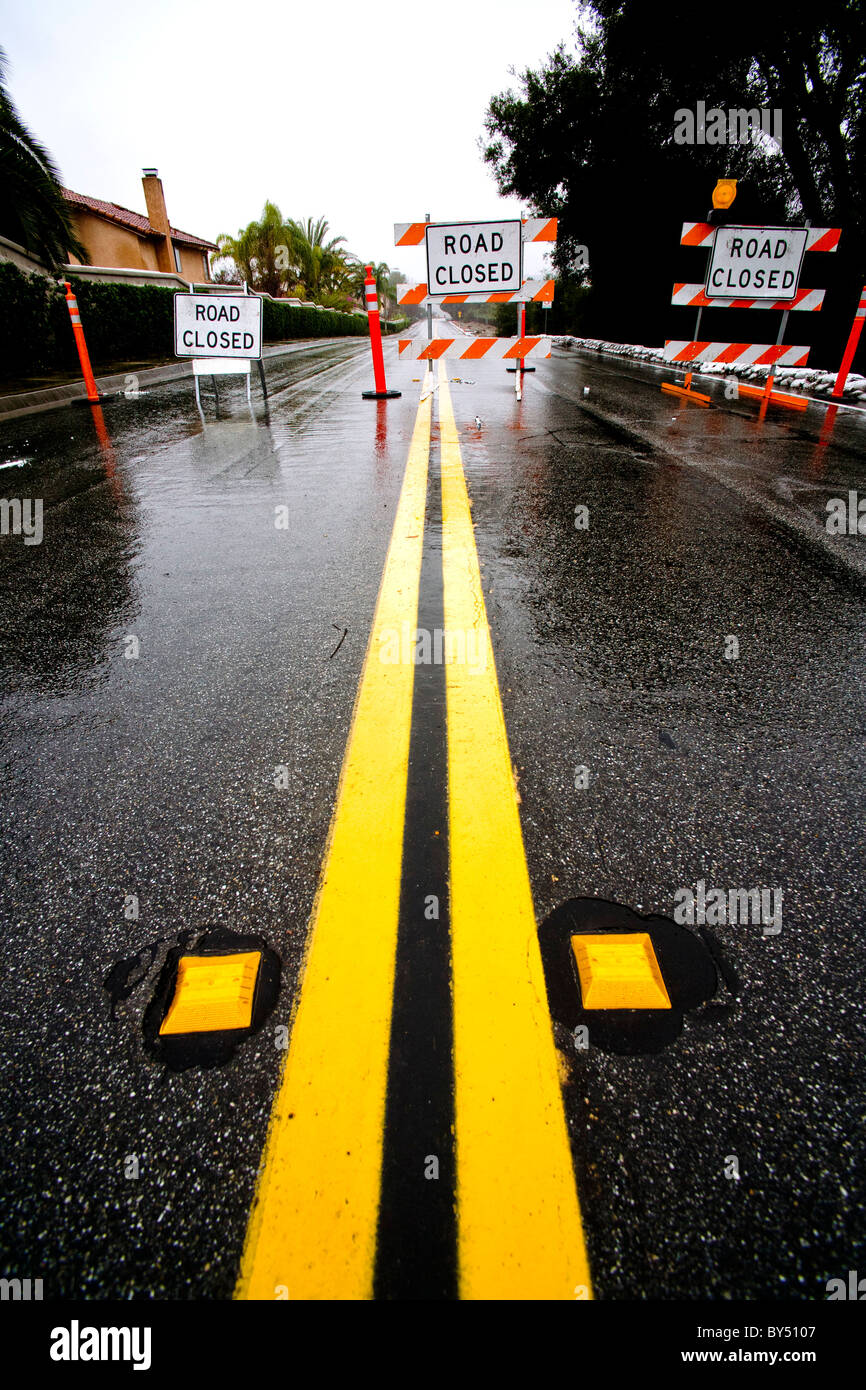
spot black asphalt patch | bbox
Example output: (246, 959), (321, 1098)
(540, 897), (730, 1054)
(141, 927), (281, 1072)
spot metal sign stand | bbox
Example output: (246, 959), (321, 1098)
(738, 220), (810, 414)
(425, 211), (434, 390)
(188, 280), (258, 422)
(662, 241), (713, 407)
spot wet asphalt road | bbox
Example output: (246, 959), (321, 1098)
(0, 323), (864, 1301)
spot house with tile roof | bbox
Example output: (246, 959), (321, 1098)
(63, 170), (217, 284)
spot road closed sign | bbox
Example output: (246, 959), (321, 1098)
(705, 226), (808, 300)
(425, 220), (522, 295)
(174, 293), (263, 359)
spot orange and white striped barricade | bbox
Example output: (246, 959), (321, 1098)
(395, 218), (557, 398)
(665, 222), (841, 410)
(398, 336), (552, 362)
(663, 340), (811, 411)
(394, 217), (558, 247)
(671, 284), (826, 312)
(680, 223), (841, 253)
(397, 278), (555, 307)
(664, 341), (811, 367)
(832, 286), (866, 399)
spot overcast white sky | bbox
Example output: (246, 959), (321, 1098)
(0, 0), (581, 282)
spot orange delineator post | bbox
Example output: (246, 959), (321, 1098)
(63, 281), (101, 402)
(832, 286), (866, 399)
(361, 265), (400, 401)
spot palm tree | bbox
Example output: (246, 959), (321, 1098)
(214, 201), (298, 298)
(350, 260), (395, 317)
(0, 47), (86, 267)
(286, 217), (352, 302)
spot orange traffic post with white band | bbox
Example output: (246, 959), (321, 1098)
(832, 286), (866, 399)
(361, 265), (401, 401)
(63, 281), (101, 403)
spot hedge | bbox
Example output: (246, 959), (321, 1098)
(0, 261), (384, 379)
(262, 298), (367, 341)
(0, 262), (66, 375)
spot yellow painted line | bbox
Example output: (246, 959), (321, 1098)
(438, 359), (593, 1300)
(235, 389), (431, 1300)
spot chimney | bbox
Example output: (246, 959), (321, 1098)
(142, 169), (175, 274)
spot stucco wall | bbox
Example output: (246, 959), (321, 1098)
(176, 245), (210, 282)
(66, 211), (160, 271)
(0, 233), (50, 275)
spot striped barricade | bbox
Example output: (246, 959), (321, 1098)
(398, 278), (555, 307)
(671, 284), (825, 312)
(680, 223), (841, 252)
(665, 222), (841, 409)
(398, 335), (552, 361)
(394, 217), (557, 247)
(664, 341), (810, 367)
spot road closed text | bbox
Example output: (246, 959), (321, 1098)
(705, 226), (808, 300)
(426, 220), (522, 294)
(174, 294), (263, 358)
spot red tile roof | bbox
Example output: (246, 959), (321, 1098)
(62, 188), (218, 251)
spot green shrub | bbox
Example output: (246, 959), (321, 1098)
(0, 262), (63, 375)
(62, 278), (176, 365)
(0, 261), (370, 379)
(263, 299), (368, 341)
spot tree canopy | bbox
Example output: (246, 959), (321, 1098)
(214, 207), (401, 316)
(0, 47), (87, 268)
(483, 1), (865, 358)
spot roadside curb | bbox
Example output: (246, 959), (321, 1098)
(555, 336), (866, 411)
(0, 338), (368, 422)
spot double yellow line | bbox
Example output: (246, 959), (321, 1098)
(236, 363), (592, 1300)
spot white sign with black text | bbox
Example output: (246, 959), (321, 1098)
(174, 293), (263, 359)
(425, 220), (522, 296)
(705, 226), (808, 301)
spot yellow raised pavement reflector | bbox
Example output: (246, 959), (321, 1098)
(571, 933), (671, 1010)
(159, 952), (262, 1035)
